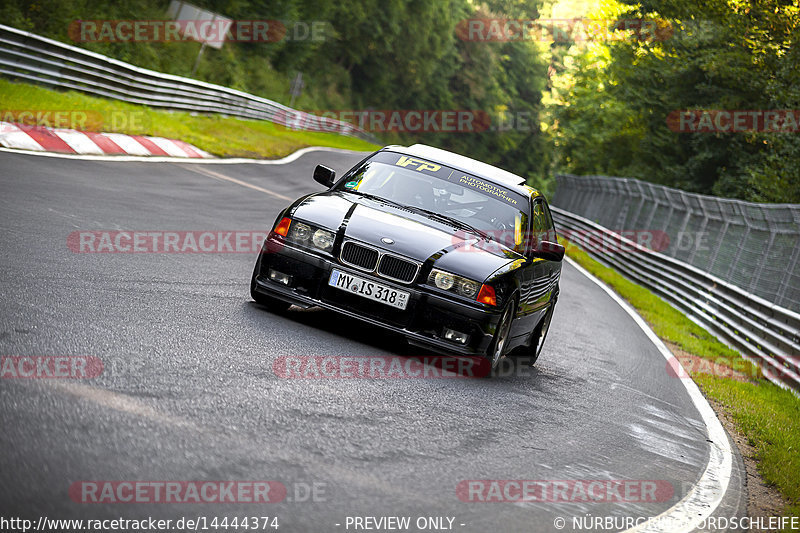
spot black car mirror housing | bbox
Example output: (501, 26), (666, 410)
(313, 165), (336, 188)
(530, 240), (565, 262)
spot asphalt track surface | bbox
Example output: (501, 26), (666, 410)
(0, 149), (745, 532)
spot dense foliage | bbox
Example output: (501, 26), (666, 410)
(2, 0), (798, 201)
(550, 0), (800, 202)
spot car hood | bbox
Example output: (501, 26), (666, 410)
(291, 192), (520, 281)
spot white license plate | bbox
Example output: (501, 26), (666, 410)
(328, 269), (410, 310)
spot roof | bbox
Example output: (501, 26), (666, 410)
(381, 144), (541, 199)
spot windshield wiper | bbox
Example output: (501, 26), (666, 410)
(350, 191), (411, 211)
(405, 206), (492, 241)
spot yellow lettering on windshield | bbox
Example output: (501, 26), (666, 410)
(395, 155), (441, 173)
(458, 175), (519, 206)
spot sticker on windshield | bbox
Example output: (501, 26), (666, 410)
(394, 155), (442, 173)
(344, 180), (359, 189)
(457, 175), (519, 206)
(376, 151), (527, 208)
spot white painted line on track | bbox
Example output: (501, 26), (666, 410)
(565, 256), (732, 533)
(0, 145), (372, 164)
(45, 381), (193, 428)
(178, 164), (293, 201)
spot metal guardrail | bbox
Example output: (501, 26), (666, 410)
(552, 207), (800, 392)
(552, 174), (800, 311)
(0, 24), (380, 144)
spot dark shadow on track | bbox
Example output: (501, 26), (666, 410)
(244, 300), (554, 382)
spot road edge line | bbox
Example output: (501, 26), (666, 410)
(564, 256), (733, 533)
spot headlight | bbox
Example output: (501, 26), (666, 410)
(312, 229), (334, 251)
(289, 222), (313, 243)
(458, 278), (479, 298)
(285, 219), (335, 253)
(433, 271), (454, 290)
(428, 269), (483, 300)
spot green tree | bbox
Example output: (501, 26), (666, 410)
(549, 0), (800, 202)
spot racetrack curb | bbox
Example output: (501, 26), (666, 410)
(0, 143), (372, 164)
(0, 121), (213, 158)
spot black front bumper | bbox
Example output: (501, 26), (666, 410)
(252, 238), (501, 356)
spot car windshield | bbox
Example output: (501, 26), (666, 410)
(335, 152), (530, 252)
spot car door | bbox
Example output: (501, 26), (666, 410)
(511, 199), (548, 338)
(540, 199), (561, 302)
(527, 198), (555, 310)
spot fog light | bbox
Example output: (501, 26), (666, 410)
(444, 328), (469, 345)
(269, 269), (292, 285)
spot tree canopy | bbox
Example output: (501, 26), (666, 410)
(2, 0), (798, 201)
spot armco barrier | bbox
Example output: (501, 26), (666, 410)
(552, 206), (800, 392)
(552, 174), (800, 311)
(0, 24), (379, 144)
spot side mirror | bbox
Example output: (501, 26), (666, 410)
(530, 240), (565, 262)
(313, 165), (336, 188)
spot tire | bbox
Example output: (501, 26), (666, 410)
(485, 299), (516, 374)
(521, 296), (557, 366)
(250, 263), (291, 313)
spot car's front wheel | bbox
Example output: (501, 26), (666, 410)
(520, 296), (557, 366)
(485, 299), (516, 373)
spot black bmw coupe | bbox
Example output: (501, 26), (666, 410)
(251, 144), (564, 370)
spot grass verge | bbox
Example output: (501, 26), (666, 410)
(561, 239), (800, 522)
(0, 79), (381, 158)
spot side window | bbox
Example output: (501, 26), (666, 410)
(512, 211), (529, 253)
(541, 201), (557, 242)
(531, 200), (548, 247)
